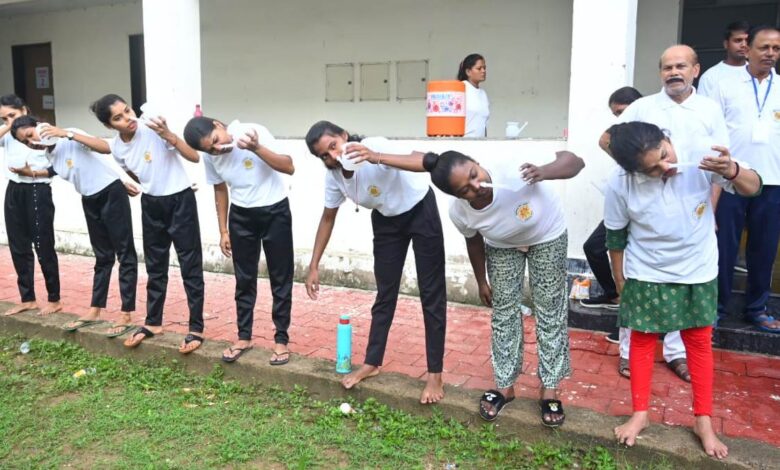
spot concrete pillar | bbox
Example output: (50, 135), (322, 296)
(564, 0), (637, 258)
(141, 0), (201, 133)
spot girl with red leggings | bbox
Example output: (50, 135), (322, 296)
(602, 122), (761, 459)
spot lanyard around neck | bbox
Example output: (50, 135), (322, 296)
(750, 65), (773, 118)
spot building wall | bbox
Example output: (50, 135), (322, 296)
(199, 0), (573, 139)
(634, 0), (681, 94)
(0, 1), (142, 136)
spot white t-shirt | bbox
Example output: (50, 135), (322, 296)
(109, 122), (190, 196)
(618, 88), (730, 151)
(203, 121), (287, 208)
(604, 144), (745, 284)
(323, 137), (430, 217)
(0, 130), (52, 183)
(712, 68), (780, 184)
(449, 160), (566, 248)
(46, 129), (123, 196)
(698, 61), (747, 100)
(464, 80), (489, 138)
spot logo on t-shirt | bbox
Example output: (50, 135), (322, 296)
(694, 201), (707, 219)
(774, 110), (780, 121)
(368, 185), (381, 197)
(243, 158), (254, 170)
(516, 202), (533, 221)
(143, 151), (152, 163)
(65, 159), (74, 169)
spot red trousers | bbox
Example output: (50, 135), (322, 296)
(629, 326), (713, 416)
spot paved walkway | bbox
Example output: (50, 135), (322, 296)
(1, 246), (778, 448)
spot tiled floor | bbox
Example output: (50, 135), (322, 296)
(1, 246), (778, 447)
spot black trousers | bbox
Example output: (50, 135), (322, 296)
(141, 188), (204, 332)
(366, 188), (446, 373)
(229, 198), (294, 343)
(81, 180), (137, 312)
(583, 220), (618, 299)
(4, 181), (60, 302)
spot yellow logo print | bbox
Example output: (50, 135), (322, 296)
(143, 151), (152, 163)
(694, 201), (707, 219)
(65, 159), (74, 169)
(368, 185), (381, 197)
(516, 203), (533, 221)
(774, 110), (780, 121)
(243, 158), (254, 170)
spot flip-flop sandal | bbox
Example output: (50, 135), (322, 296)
(539, 399), (565, 428)
(666, 358), (691, 382)
(618, 357), (630, 378)
(124, 326), (157, 348)
(105, 323), (136, 338)
(222, 346), (253, 363)
(479, 389), (514, 422)
(62, 319), (104, 332)
(179, 334), (204, 354)
(269, 351), (290, 366)
(748, 314), (780, 334)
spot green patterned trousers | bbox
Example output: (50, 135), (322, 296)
(485, 232), (571, 389)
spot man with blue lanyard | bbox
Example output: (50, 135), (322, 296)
(713, 25), (780, 333)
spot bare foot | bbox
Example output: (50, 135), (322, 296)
(38, 301), (63, 316)
(4, 301), (37, 316)
(420, 372), (445, 404)
(694, 416), (729, 459)
(614, 411), (650, 446)
(342, 364), (380, 389)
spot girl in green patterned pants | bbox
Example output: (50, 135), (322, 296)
(421, 149), (583, 427)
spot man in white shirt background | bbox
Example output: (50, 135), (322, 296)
(698, 20), (750, 99)
(712, 25), (780, 333)
(600, 44), (731, 382)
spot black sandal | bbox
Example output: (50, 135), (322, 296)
(479, 389), (514, 422)
(124, 326), (156, 348)
(666, 358), (691, 382)
(539, 399), (565, 428)
(179, 334), (204, 354)
(222, 346), (252, 363)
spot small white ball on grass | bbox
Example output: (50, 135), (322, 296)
(339, 402), (353, 414)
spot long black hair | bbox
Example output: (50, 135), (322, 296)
(607, 122), (667, 173)
(457, 54), (485, 81)
(89, 94), (126, 126)
(422, 150), (475, 195)
(304, 120), (363, 156)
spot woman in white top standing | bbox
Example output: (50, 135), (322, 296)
(184, 116), (295, 364)
(349, 146), (584, 426)
(304, 120), (447, 404)
(90, 94), (206, 354)
(458, 53), (489, 138)
(9, 115), (140, 337)
(0, 94), (61, 316)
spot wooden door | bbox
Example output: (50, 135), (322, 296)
(11, 43), (55, 124)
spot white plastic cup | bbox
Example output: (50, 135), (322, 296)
(339, 142), (364, 171)
(139, 103), (162, 123)
(35, 123), (59, 145)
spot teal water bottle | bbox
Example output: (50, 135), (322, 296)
(336, 315), (352, 374)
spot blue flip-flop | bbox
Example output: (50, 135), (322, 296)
(748, 314), (780, 334)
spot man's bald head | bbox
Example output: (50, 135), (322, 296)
(658, 44), (700, 103)
(658, 45), (699, 69)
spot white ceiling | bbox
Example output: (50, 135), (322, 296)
(0, 0), (136, 18)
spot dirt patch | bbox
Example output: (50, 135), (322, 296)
(46, 391), (82, 408)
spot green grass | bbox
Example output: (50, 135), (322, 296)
(0, 335), (669, 469)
